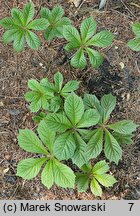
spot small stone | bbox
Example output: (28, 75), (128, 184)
(5, 154), (11, 161)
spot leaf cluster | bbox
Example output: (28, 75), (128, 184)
(128, 22), (140, 51)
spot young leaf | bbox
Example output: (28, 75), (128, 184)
(23, 1), (35, 25)
(92, 160), (109, 175)
(44, 113), (72, 132)
(132, 22), (140, 37)
(17, 158), (47, 180)
(72, 133), (88, 167)
(11, 8), (24, 26)
(54, 72), (63, 92)
(61, 80), (80, 97)
(83, 93), (101, 110)
(87, 128), (103, 159)
(76, 173), (89, 192)
(49, 96), (61, 113)
(77, 109), (100, 128)
(27, 18), (49, 30)
(87, 30), (114, 47)
(54, 131), (76, 160)
(13, 31), (24, 52)
(37, 120), (56, 153)
(40, 7), (51, 19)
(50, 5), (64, 22)
(18, 129), (48, 154)
(113, 132), (134, 145)
(80, 17), (97, 42)
(128, 38), (140, 51)
(108, 120), (138, 135)
(86, 48), (104, 69)
(104, 130), (122, 164)
(41, 160), (54, 189)
(90, 178), (102, 197)
(101, 93), (116, 122)
(64, 93), (84, 125)
(2, 29), (18, 43)
(0, 17), (16, 29)
(63, 25), (81, 45)
(95, 174), (117, 187)
(71, 48), (87, 69)
(25, 30), (41, 49)
(53, 159), (75, 188)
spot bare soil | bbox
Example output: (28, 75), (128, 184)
(0, 0), (140, 200)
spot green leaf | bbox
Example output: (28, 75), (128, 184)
(23, 1), (35, 25)
(54, 131), (76, 160)
(76, 173), (89, 192)
(63, 25), (81, 44)
(53, 159), (75, 188)
(128, 38), (140, 51)
(108, 120), (138, 135)
(64, 42), (80, 52)
(17, 158), (47, 180)
(77, 109), (100, 128)
(83, 93), (101, 111)
(0, 17), (16, 29)
(101, 93), (116, 123)
(87, 30), (114, 47)
(25, 30), (41, 49)
(40, 7), (51, 19)
(18, 129), (48, 154)
(72, 133), (88, 167)
(54, 72), (63, 92)
(90, 178), (102, 197)
(41, 160), (54, 189)
(37, 120), (56, 153)
(2, 29), (19, 43)
(86, 48), (104, 69)
(71, 49), (87, 69)
(13, 31), (24, 52)
(49, 96), (61, 113)
(11, 8), (24, 25)
(45, 113), (72, 132)
(95, 174), (117, 187)
(87, 128), (103, 159)
(50, 6), (64, 22)
(27, 18), (49, 30)
(113, 132), (134, 145)
(64, 93), (84, 125)
(56, 17), (71, 28)
(80, 163), (92, 172)
(80, 17), (97, 42)
(104, 130), (122, 164)
(92, 160), (109, 175)
(61, 80), (80, 97)
(132, 22), (140, 37)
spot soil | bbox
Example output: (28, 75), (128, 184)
(0, 0), (140, 200)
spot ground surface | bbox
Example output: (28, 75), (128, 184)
(0, 0), (140, 200)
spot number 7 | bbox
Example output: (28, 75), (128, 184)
(128, 203), (134, 211)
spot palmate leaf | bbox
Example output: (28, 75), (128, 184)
(41, 160), (54, 189)
(25, 30), (41, 49)
(128, 38), (140, 51)
(87, 30), (114, 47)
(108, 120), (138, 135)
(77, 109), (100, 128)
(44, 113), (72, 132)
(64, 93), (84, 125)
(54, 131), (76, 160)
(71, 48), (87, 69)
(104, 129), (122, 164)
(86, 47), (104, 69)
(37, 120), (56, 153)
(53, 159), (75, 188)
(18, 129), (48, 155)
(72, 133), (88, 167)
(76, 173), (89, 192)
(17, 158), (47, 180)
(87, 128), (103, 159)
(80, 17), (97, 42)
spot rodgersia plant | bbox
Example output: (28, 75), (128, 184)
(17, 74), (137, 197)
(63, 17), (114, 69)
(128, 22), (140, 51)
(40, 5), (71, 41)
(0, 1), (49, 51)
